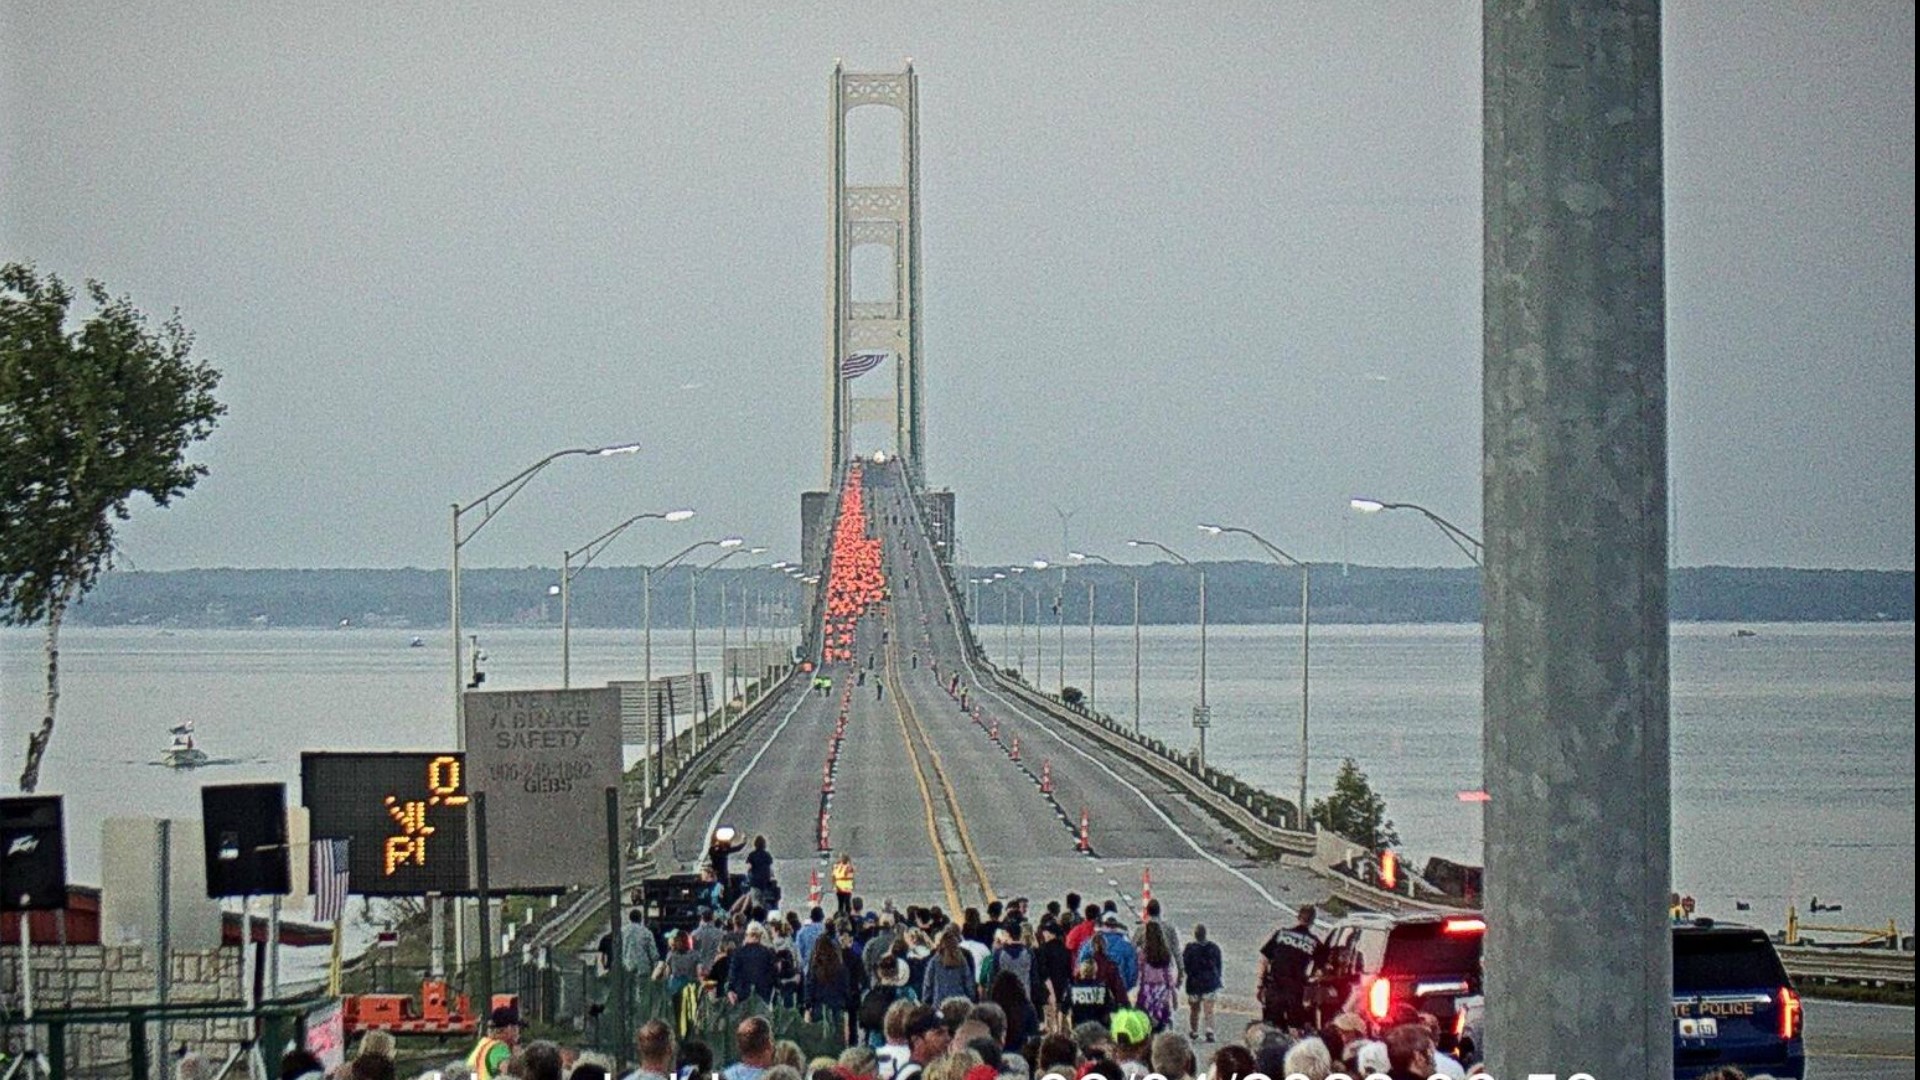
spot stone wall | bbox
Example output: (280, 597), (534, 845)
(1, 945), (244, 1077)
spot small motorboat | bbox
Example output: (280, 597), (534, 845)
(162, 722), (210, 768)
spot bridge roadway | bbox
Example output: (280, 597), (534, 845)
(657, 459), (1320, 1014)
(652, 460), (1914, 1074)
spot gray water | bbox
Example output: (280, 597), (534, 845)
(2, 621), (1911, 933)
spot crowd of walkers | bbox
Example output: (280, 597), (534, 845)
(297, 876), (1526, 1080)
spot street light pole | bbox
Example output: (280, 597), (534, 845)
(691, 545), (762, 755)
(451, 443), (641, 723)
(1073, 551), (1138, 733)
(1086, 580), (1096, 713)
(446, 441), (638, 983)
(1128, 539), (1207, 768)
(561, 509), (694, 690)
(642, 536), (743, 799)
(1057, 568), (1067, 695)
(1201, 522), (1312, 830)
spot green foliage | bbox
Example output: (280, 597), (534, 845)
(1310, 757), (1400, 853)
(1060, 685), (1085, 706)
(1, 262), (225, 788)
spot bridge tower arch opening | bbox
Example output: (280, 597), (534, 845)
(825, 61), (924, 489)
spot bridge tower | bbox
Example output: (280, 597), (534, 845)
(823, 61), (924, 488)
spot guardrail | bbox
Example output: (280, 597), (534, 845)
(1779, 946), (1915, 989)
(981, 668), (1319, 858)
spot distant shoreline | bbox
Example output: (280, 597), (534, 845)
(44, 564), (1916, 629)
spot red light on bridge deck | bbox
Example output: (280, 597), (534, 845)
(1457, 790), (1490, 803)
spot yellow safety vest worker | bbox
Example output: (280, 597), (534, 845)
(468, 1036), (510, 1079)
(832, 860), (855, 894)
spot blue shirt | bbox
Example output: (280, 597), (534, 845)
(795, 921), (827, 970)
(1078, 929), (1139, 988)
(723, 1064), (767, 1080)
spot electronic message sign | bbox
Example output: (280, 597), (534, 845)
(463, 688), (622, 892)
(299, 752), (471, 896)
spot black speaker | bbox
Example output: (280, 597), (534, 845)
(0, 795), (67, 912)
(202, 783), (291, 897)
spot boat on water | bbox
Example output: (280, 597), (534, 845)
(162, 722), (210, 768)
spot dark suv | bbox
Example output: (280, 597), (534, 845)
(1673, 921), (1804, 1079)
(1313, 912), (1487, 1038)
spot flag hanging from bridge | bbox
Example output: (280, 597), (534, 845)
(312, 837), (350, 922)
(840, 352), (888, 379)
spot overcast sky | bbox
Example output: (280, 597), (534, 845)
(2, 3), (1912, 572)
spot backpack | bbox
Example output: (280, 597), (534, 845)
(858, 983), (896, 1031)
(992, 947), (1033, 998)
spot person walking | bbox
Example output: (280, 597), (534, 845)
(921, 925), (978, 1004)
(746, 836), (779, 909)
(663, 931), (703, 1037)
(1180, 924), (1223, 1043)
(1254, 905), (1324, 1033)
(726, 924), (779, 1006)
(1134, 923), (1179, 1034)
(804, 923), (858, 1044)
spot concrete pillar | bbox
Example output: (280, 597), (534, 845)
(1482, 2), (1671, 1077)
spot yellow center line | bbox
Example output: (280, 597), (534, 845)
(907, 689), (998, 905)
(886, 586), (997, 907)
(883, 607), (963, 915)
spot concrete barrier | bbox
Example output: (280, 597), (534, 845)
(982, 668), (1318, 857)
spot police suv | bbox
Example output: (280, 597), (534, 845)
(1336, 913), (1805, 1079)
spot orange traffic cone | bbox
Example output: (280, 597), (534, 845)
(1040, 760), (1053, 794)
(1010, 736), (1021, 762)
(1141, 866), (1153, 911)
(808, 870), (822, 906)
(1077, 808), (1091, 853)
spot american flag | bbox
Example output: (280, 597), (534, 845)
(840, 352), (887, 379)
(313, 838), (350, 923)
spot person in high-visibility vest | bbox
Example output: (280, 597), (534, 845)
(831, 852), (856, 920)
(466, 1005), (522, 1079)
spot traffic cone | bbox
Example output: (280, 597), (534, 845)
(1040, 760), (1053, 794)
(990, 719), (1001, 744)
(808, 870), (822, 906)
(1010, 736), (1021, 762)
(1141, 867), (1153, 911)
(1077, 808), (1091, 853)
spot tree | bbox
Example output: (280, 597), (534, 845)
(1, 263), (225, 792)
(1310, 757), (1400, 853)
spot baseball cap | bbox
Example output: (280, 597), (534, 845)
(490, 1004), (522, 1028)
(1101, 912), (1123, 928)
(1109, 1009), (1149, 1046)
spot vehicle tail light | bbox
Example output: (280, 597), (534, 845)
(1779, 986), (1801, 1039)
(1368, 976), (1393, 1020)
(1442, 917), (1487, 935)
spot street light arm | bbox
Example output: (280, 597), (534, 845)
(1127, 538), (1193, 566)
(456, 443), (641, 547)
(1201, 523), (1303, 568)
(1352, 499), (1484, 566)
(568, 511), (680, 580)
(654, 539), (724, 573)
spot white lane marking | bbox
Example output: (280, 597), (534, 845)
(701, 685), (816, 851)
(889, 480), (1293, 915)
